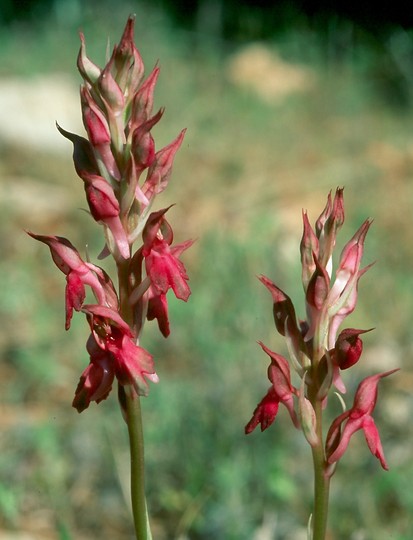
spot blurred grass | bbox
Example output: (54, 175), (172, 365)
(0, 1), (413, 539)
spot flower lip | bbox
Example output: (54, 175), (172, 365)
(245, 387), (280, 434)
(82, 304), (132, 335)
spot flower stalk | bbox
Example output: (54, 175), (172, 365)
(29, 16), (192, 538)
(124, 389), (152, 540)
(245, 188), (398, 539)
(309, 392), (330, 540)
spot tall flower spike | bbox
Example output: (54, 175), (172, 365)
(30, 15), (191, 407)
(29, 17), (192, 540)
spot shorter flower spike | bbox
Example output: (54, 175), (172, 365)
(245, 187), (396, 536)
(326, 369), (399, 470)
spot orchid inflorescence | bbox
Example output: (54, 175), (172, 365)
(28, 16), (192, 414)
(246, 188), (397, 473)
(26, 14), (397, 539)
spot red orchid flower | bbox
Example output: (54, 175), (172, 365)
(81, 305), (158, 402)
(72, 333), (115, 413)
(245, 341), (299, 434)
(326, 369), (398, 470)
(142, 208), (193, 301)
(27, 233), (117, 329)
(245, 387), (280, 433)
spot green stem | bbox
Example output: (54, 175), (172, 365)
(125, 388), (152, 540)
(117, 259), (152, 540)
(310, 398), (331, 540)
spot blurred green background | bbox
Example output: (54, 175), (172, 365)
(0, 0), (412, 539)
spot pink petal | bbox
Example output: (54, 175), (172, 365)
(327, 415), (364, 464)
(113, 335), (158, 396)
(65, 272), (86, 330)
(147, 292), (170, 337)
(146, 242), (191, 301)
(72, 339), (115, 413)
(362, 415), (388, 470)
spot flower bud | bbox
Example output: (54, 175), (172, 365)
(131, 109), (164, 170)
(326, 220), (373, 349)
(143, 129), (186, 199)
(77, 32), (101, 85)
(258, 275), (298, 337)
(300, 210), (318, 291)
(306, 255), (330, 311)
(98, 63), (125, 115)
(129, 66), (160, 131)
(84, 174), (120, 221)
(80, 87), (121, 180)
(298, 389), (319, 447)
(334, 328), (372, 370)
(316, 188), (345, 273)
(111, 16), (144, 95)
(81, 87), (111, 146)
(315, 190), (333, 238)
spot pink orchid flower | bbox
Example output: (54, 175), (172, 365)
(142, 208), (193, 301)
(28, 233), (117, 329)
(72, 333), (115, 412)
(326, 369), (398, 470)
(82, 305), (158, 396)
(246, 341), (299, 433)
